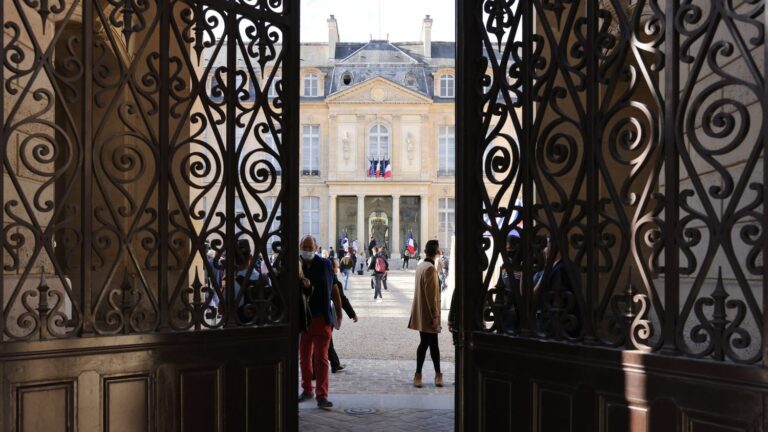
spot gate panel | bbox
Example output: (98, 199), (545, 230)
(457, 0), (767, 430)
(1, 0), (299, 429)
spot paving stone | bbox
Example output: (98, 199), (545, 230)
(298, 270), (456, 431)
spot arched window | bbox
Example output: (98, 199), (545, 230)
(368, 124), (390, 161)
(341, 71), (353, 86)
(303, 73), (319, 96)
(440, 74), (455, 98)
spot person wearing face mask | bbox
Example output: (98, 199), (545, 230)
(298, 235), (336, 410)
(408, 239), (444, 388)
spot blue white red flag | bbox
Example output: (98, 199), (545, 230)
(384, 159), (392, 178)
(368, 160), (375, 177)
(406, 232), (415, 254)
(341, 232), (349, 251)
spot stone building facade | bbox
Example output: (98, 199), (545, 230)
(297, 16), (459, 257)
(202, 15), (462, 257)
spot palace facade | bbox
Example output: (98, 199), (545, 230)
(297, 15), (458, 257)
(202, 15), (461, 257)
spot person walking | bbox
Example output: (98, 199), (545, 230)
(329, 247), (336, 260)
(368, 246), (389, 302)
(367, 235), (377, 257)
(339, 250), (354, 290)
(408, 240), (444, 388)
(402, 248), (410, 269)
(298, 235), (335, 409)
(329, 259), (358, 373)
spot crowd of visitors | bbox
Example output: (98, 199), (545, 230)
(203, 229), (577, 412)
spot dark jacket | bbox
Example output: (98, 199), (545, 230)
(535, 260), (581, 338)
(333, 275), (357, 319)
(303, 255), (335, 326)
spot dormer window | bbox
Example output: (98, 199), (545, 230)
(440, 74), (455, 98)
(405, 72), (416, 87)
(303, 73), (319, 97)
(341, 72), (352, 86)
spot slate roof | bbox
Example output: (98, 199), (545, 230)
(320, 40), (455, 99)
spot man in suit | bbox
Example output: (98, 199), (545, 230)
(298, 235), (335, 409)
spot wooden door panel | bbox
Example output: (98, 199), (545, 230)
(469, 338), (768, 432)
(104, 374), (153, 432)
(0, 329), (291, 431)
(456, 0), (767, 429)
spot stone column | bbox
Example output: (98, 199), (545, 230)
(328, 194), (337, 251)
(391, 195), (400, 258)
(357, 194), (365, 254)
(420, 195), (429, 249)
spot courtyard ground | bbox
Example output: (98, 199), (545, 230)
(299, 268), (456, 432)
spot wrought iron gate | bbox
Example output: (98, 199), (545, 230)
(1, 0), (299, 429)
(457, 0), (767, 430)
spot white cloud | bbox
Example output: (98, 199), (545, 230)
(300, 0), (455, 43)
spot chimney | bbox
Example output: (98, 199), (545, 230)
(328, 15), (340, 59)
(421, 15), (433, 58)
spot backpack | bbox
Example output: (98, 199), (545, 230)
(375, 256), (387, 273)
(340, 256), (353, 270)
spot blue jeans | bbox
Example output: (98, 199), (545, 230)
(341, 269), (351, 290)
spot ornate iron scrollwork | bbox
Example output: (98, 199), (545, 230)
(476, 0), (765, 364)
(2, 0), (290, 340)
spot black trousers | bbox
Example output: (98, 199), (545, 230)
(328, 338), (341, 371)
(416, 331), (441, 374)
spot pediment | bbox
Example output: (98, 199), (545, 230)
(326, 77), (432, 104)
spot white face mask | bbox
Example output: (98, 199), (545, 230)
(300, 251), (315, 261)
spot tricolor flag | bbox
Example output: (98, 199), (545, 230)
(375, 160), (382, 177)
(340, 232), (349, 252)
(384, 159), (392, 178)
(368, 159), (375, 177)
(406, 232), (415, 254)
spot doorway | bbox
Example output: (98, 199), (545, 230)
(296, 1), (457, 430)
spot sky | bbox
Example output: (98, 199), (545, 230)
(300, 0), (455, 43)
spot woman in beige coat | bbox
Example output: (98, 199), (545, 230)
(408, 239), (444, 388)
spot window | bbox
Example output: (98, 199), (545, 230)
(302, 125), (320, 175)
(368, 124), (390, 161)
(236, 126), (246, 169)
(235, 196), (245, 218)
(302, 197), (320, 240)
(440, 74), (455, 98)
(265, 196), (281, 255)
(303, 73), (319, 97)
(341, 72), (352, 86)
(405, 72), (417, 87)
(268, 77), (280, 98)
(438, 126), (455, 176)
(263, 132), (281, 175)
(438, 198), (455, 254)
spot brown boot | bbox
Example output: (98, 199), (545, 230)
(413, 373), (423, 388)
(435, 373), (444, 387)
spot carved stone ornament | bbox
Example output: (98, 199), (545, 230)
(371, 87), (386, 101)
(406, 132), (415, 161)
(342, 131), (351, 160)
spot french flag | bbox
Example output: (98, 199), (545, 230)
(384, 159), (392, 178)
(341, 232), (349, 252)
(375, 160), (382, 177)
(406, 232), (415, 254)
(368, 159), (375, 177)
